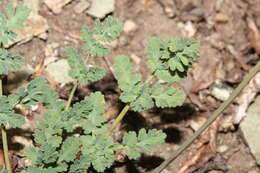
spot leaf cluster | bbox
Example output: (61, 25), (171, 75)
(114, 56), (186, 111)
(122, 129), (166, 159)
(147, 37), (199, 82)
(0, 77), (60, 128)
(65, 47), (105, 84)
(64, 17), (122, 84)
(0, 3), (30, 44)
(24, 91), (166, 172)
(81, 16), (123, 57)
(0, 48), (24, 75)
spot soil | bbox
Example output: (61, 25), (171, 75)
(2, 0), (260, 173)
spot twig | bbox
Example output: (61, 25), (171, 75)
(106, 105), (130, 136)
(65, 81), (78, 110)
(151, 61), (260, 173)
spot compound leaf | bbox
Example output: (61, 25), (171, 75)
(81, 134), (119, 172)
(0, 95), (24, 128)
(58, 137), (81, 162)
(63, 92), (106, 134)
(151, 84), (186, 108)
(65, 47), (106, 83)
(147, 37), (199, 82)
(69, 156), (91, 173)
(93, 16), (123, 43)
(81, 16), (123, 57)
(123, 129), (166, 159)
(0, 48), (24, 75)
(0, 3), (30, 44)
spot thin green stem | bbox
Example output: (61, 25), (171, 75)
(65, 81), (78, 110)
(106, 105), (130, 136)
(106, 73), (156, 136)
(151, 61), (260, 173)
(0, 77), (12, 173)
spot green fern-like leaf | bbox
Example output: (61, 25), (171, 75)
(93, 16), (123, 43)
(65, 47), (106, 83)
(147, 37), (199, 82)
(58, 137), (81, 162)
(34, 109), (63, 148)
(114, 56), (155, 111)
(0, 95), (25, 128)
(80, 134), (120, 172)
(0, 48), (24, 75)
(81, 16), (123, 57)
(69, 156), (91, 173)
(122, 129), (166, 159)
(63, 92), (106, 134)
(17, 77), (65, 110)
(151, 84), (186, 108)
(0, 3), (30, 44)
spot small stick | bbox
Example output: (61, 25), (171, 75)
(151, 61), (260, 173)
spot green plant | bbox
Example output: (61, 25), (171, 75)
(0, 5), (200, 172)
(0, 2), (31, 173)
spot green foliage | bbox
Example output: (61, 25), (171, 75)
(0, 48), (24, 75)
(81, 16), (123, 56)
(65, 47), (106, 84)
(147, 37), (199, 82)
(0, 14), (199, 173)
(151, 84), (186, 108)
(0, 3), (30, 44)
(123, 129), (166, 159)
(0, 77), (61, 128)
(0, 95), (24, 127)
(62, 92), (106, 134)
(114, 55), (186, 111)
(0, 166), (7, 173)
(80, 135), (119, 172)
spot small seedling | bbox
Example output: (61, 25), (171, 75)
(0, 3), (200, 173)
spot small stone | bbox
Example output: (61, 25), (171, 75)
(44, 42), (60, 57)
(190, 116), (207, 131)
(210, 81), (233, 101)
(86, 0), (114, 19)
(130, 54), (141, 64)
(240, 95), (260, 165)
(123, 20), (138, 33)
(43, 0), (73, 14)
(45, 59), (74, 84)
(215, 13), (229, 22)
(44, 56), (58, 66)
(208, 171), (224, 173)
(217, 145), (229, 153)
(74, 0), (90, 13)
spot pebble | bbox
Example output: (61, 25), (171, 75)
(215, 13), (229, 22)
(210, 81), (233, 101)
(45, 59), (74, 84)
(240, 95), (260, 165)
(86, 0), (115, 19)
(190, 116), (207, 131)
(208, 171), (224, 173)
(74, 0), (90, 13)
(123, 20), (138, 33)
(43, 0), (73, 14)
(217, 145), (229, 153)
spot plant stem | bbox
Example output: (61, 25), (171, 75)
(106, 105), (130, 136)
(106, 73), (155, 136)
(65, 81), (78, 110)
(151, 61), (260, 173)
(0, 77), (12, 173)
